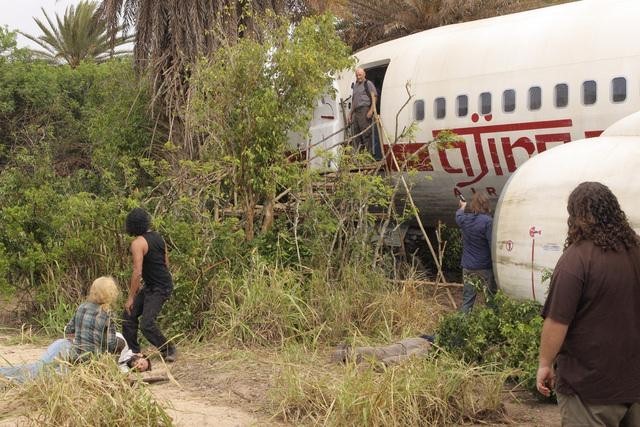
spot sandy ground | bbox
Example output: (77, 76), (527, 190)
(0, 335), (560, 426)
(0, 337), (277, 427)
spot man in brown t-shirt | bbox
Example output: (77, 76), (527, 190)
(537, 182), (640, 425)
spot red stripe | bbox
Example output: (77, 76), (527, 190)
(435, 119), (573, 136)
(531, 239), (537, 300)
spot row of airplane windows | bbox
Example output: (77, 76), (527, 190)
(414, 77), (628, 121)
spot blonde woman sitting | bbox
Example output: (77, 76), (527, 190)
(1, 276), (124, 382)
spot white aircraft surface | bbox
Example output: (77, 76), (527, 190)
(493, 110), (640, 302)
(299, 0), (640, 226)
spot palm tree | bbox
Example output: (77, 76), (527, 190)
(332, 0), (576, 51)
(22, 0), (132, 68)
(99, 0), (289, 157)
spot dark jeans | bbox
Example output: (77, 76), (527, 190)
(460, 268), (497, 313)
(122, 287), (172, 354)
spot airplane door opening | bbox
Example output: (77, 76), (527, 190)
(364, 64), (388, 160)
(364, 64), (388, 114)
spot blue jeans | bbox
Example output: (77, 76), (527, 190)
(0, 338), (72, 383)
(460, 268), (497, 313)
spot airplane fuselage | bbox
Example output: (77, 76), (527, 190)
(299, 0), (640, 225)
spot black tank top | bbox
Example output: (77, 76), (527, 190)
(142, 231), (173, 290)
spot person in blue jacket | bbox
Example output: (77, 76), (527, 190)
(455, 191), (496, 313)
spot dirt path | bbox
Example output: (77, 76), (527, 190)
(0, 337), (559, 426)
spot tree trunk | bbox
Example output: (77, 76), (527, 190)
(244, 192), (256, 241)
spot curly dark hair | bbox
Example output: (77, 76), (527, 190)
(125, 208), (151, 236)
(565, 182), (639, 251)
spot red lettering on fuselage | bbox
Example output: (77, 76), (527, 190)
(384, 118), (574, 189)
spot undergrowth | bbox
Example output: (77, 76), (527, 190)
(436, 291), (543, 393)
(270, 349), (509, 426)
(0, 356), (171, 426)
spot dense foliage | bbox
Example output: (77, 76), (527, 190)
(436, 291), (543, 393)
(0, 22), (422, 348)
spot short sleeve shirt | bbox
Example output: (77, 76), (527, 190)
(352, 80), (377, 110)
(542, 241), (640, 404)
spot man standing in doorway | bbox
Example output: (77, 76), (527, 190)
(537, 182), (640, 425)
(348, 67), (377, 154)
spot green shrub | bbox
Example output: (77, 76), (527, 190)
(435, 291), (543, 392)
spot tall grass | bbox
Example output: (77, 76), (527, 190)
(0, 356), (172, 426)
(271, 350), (510, 426)
(201, 258), (446, 347)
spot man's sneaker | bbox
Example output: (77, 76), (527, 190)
(163, 345), (177, 363)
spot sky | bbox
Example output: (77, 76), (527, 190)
(0, 0), (83, 49)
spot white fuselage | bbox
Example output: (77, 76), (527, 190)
(493, 111), (640, 301)
(300, 0), (640, 224)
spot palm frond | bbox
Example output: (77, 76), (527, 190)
(22, 0), (132, 68)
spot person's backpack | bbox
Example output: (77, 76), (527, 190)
(363, 79), (373, 104)
(351, 79), (374, 105)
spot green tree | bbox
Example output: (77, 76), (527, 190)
(22, 0), (132, 68)
(100, 0), (299, 157)
(189, 14), (353, 240)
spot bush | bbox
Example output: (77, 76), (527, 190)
(435, 291), (543, 392)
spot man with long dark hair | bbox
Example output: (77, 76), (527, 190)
(537, 182), (640, 425)
(455, 191), (496, 313)
(122, 208), (177, 362)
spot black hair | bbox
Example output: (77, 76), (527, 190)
(125, 208), (151, 236)
(566, 182), (639, 251)
(126, 354), (151, 372)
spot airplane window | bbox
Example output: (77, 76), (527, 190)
(528, 86), (541, 110)
(414, 100), (425, 121)
(457, 95), (468, 117)
(555, 84), (568, 108)
(480, 92), (491, 115)
(503, 89), (515, 113)
(582, 80), (597, 105)
(612, 77), (626, 103)
(434, 97), (446, 119)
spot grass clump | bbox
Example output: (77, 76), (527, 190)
(1, 356), (172, 426)
(270, 351), (509, 426)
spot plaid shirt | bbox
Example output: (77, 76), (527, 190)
(64, 302), (118, 360)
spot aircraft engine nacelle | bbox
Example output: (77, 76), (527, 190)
(493, 111), (640, 302)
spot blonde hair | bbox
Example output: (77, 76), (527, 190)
(87, 276), (119, 311)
